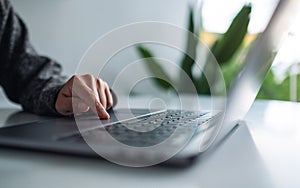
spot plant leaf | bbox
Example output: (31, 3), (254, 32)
(211, 4), (252, 64)
(181, 7), (198, 81)
(136, 45), (173, 89)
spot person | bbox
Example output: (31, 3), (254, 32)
(0, 0), (112, 119)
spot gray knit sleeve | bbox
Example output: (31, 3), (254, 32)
(0, 0), (67, 115)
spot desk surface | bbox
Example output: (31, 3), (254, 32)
(0, 95), (300, 188)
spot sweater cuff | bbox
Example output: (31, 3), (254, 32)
(41, 84), (65, 115)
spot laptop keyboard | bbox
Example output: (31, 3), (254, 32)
(59, 110), (214, 147)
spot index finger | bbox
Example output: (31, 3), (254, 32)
(72, 77), (110, 119)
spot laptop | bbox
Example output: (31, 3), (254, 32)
(0, 0), (297, 167)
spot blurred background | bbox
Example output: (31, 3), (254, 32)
(1, 0), (299, 108)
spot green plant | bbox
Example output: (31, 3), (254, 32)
(258, 65), (300, 101)
(136, 4), (252, 94)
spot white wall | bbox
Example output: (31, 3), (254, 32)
(0, 0), (192, 105)
(10, 0), (190, 74)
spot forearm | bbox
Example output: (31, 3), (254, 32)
(18, 56), (67, 115)
(0, 0), (67, 115)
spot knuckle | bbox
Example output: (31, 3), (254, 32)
(84, 74), (94, 80)
(73, 75), (79, 80)
(97, 78), (107, 88)
(70, 75), (80, 83)
(96, 78), (102, 84)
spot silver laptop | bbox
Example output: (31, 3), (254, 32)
(0, 0), (297, 167)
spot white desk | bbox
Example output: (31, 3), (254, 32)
(0, 95), (300, 188)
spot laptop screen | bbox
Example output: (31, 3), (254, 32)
(205, 0), (300, 149)
(226, 0), (300, 122)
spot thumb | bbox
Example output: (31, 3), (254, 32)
(56, 96), (89, 115)
(72, 98), (90, 114)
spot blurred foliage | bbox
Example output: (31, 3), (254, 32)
(258, 71), (300, 101)
(136, 3), (299, 102)
(220, 52), (300, 101)
(137, 4), (252, 94)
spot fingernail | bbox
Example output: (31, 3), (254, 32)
(95, 102), (109, 119)
(102, 109), (110, 119)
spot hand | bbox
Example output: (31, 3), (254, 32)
(55, 74), (113, 119)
